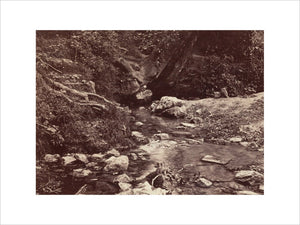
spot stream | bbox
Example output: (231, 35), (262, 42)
(127, 107), (264, 195)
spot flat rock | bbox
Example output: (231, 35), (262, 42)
(240, 142), (249, 147)
(229, 137), (243, 143)
(72, 168), (92, 178)
(44, 154), (60, 163)
(104, 155), (129, 172)
(90, 153), (105, 161)
(180, 122), (197, 128)
(201, 155), (230, 165)
(235, 170), (264, 185)
(236, 190), (260, 195)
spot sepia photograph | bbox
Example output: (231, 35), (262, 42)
(36, 30), (264, 195)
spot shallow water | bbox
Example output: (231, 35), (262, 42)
(131, 108), (264, 195)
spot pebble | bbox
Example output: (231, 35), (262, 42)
(134, 121), (144, 127)
(240, 142), (249, 147)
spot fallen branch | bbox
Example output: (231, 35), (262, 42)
(39, 58), (62, 74)
(75, 184), (88, 195)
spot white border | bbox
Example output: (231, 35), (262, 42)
(1, 1), (299, 224)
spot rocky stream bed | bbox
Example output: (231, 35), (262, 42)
(37, 93), (264, 195)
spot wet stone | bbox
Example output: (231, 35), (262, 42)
(201, 155), (230, 165)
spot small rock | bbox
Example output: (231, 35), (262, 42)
(113, 174), (133, 183)
(72, 168), (92, 178)
(221, 87), (229, 98)
(44, 154), (60, 163)
(195, 109), (202, 115)
(62, 155), (76, 166)
(139, 106), (145, 110)
(153, 133), (170, 140)
(130, 153), (138, 160)
(259, 184), (264, 191)
(136, 89), (153, 102)
(258, 148), (264, 152)
(180, 122), (197, 128)
(240, 142), (249, 147)
(106, 149), (120, 157)
(229, 137), (243, 143)
(134, 121), (144, 127)
(86, 162), (97, 168)
(235, 170), (263, 185)
(118, 182), (132, 191)
(201, 155), (230, 165)
(248, 142), (258, 150)
(90, 153), (105, 161)
(104, 155), (129, 172)
(131, 131), (149, 144)
(236, 190), (259, 195)
(74, 153), (89, 164)
(195, 177), (213, 188)
(214, 91), (221, 98)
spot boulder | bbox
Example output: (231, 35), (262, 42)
(235, 170), (263, 185)
(153, 96), (183, 112)
(153, 133), (170, 140)
(163, 106), (187, 118)
(62, 155), (77, 166)
(72, 169), (92, 178)
(131, 131), (149, 144)
(44, 154), (60, 163)
(104, 155), (129, 172)
(74, 153), (89, 164)
(195, 177), (213, 188)
(113, 173), (133, 183)
(136, 89), (152, 102)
